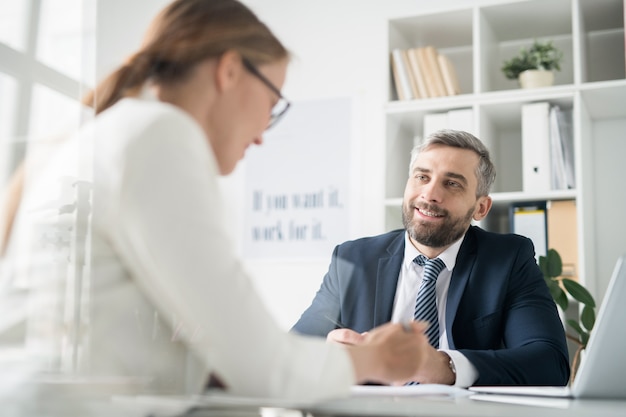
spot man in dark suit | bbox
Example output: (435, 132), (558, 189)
(292, 129), (570, 388)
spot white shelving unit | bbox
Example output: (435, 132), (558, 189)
(384, 0), (626, 299)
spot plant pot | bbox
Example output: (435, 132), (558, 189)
(518, 69), (554, 89)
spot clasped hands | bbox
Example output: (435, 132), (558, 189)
(328, 321), (455, 386)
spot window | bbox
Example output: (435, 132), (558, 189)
(0, 0), (96, 371)
(0, 2), (30, 52)
(0, 0), (94, 184)
(30, 83), (83, 140)
(37, 0), (96, 83)
(0, 73), (19, 182)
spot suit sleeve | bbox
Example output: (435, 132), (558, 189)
(291, 245), (343, 337)
(458, 237), (570, 386)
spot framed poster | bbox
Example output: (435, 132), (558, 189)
(242, 97), (357, 259)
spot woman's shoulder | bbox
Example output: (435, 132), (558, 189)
(106, 98), (198, 131)
(97, 98), (206, 151)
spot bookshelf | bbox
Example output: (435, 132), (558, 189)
(384, 0), (626, 298)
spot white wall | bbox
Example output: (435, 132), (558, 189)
(95, 0), (170, 79)
(96, 0), (511, 330)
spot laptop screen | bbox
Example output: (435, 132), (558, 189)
(571, 254), (626, 398)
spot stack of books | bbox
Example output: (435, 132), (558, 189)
(390, 46), (461, 101)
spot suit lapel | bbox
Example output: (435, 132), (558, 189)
(445, 226), (478, 349)
(373, 232), (405, 327)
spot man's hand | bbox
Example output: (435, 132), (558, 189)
(327, 328), (368, 345)
(334, 321), (457, 386)
(399, 347), (457, 386)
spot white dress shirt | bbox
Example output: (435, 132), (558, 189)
(390, 233), (479, 387)
(2, 97), (353, 402)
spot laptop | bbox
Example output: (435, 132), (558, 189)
(470, 254), (626, 400)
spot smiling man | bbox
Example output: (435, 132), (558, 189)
(292, 129), (570, 388)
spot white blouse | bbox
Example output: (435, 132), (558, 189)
(3, 98), (353, 402)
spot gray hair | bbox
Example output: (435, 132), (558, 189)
(409, 129), (496, 197)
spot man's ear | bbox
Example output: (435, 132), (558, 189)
(473, 195), (493, 221)
(214, 50), (242, 93)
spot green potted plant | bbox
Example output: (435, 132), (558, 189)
(539, 248), (596, 382)
(501, 40), (563, 88)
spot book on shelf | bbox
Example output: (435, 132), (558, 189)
(438, 53), (461, 96)
(547, 200), (578, 281)
(521, 102), (552, 192)
(390, 46), (462, 100)
(402, 49), (421, 99)
(510, 201), (548, 262)
(423, 46), (448, 97)
(415, 47), (436, 98)
(390, 48), (413, 101)
(406, 48), (428, 98)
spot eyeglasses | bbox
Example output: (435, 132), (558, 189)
(242, 58), (291, 130)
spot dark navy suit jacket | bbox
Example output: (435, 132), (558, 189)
(292, 226), (570, 386)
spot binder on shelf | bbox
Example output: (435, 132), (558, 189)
(521, 102), (551, 192)
(447, 108), (475, 135)
(438, 53), (461, 96)
(547, 200), (578, 281)
(390, 48), (413, 101)
(510, 201), (548, 261)
(413, 134), (423, 148)
(549, 106), (567, 190)
(406, 48), (428, 99)
(548, 106), (575, 190)
(423, 108), (475, 139)
(423, 112), (448, 138)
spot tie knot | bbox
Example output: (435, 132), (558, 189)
(413, 255), (446, 281)
(413, 255), (428, 266)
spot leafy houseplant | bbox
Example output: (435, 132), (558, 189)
(501, 40), (563, 87)
(539, 248), (596, 382)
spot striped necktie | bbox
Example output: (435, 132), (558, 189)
(413, 255), (446, 348)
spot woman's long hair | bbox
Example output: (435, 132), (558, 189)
(83, 0), (288, 115)
(1, 0), (288, 254)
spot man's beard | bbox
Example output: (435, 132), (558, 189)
(402, 202), (475, 248)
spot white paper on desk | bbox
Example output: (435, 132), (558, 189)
(111, 395), (197, 417)
(470, 393), (571, 409)
(192, 392), (314, 409)
(351, 384), (471, 398)
(112, 393), (304, 417)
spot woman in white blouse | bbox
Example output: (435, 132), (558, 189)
(0, 0), (428, 407)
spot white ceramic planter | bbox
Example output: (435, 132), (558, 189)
(518, 69), (555, 89)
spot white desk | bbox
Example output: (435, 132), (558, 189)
(302, 394), (626, 417)
(11, 385), (625, 417)
(106, 389), (626, 417)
